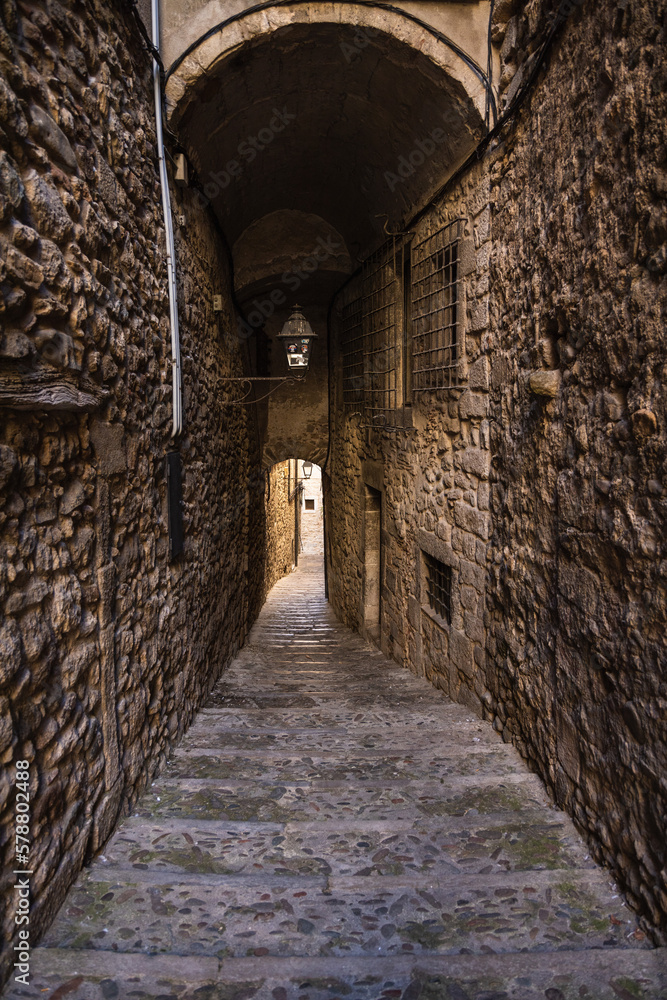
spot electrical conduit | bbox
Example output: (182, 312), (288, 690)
(151, 0), (182, 438)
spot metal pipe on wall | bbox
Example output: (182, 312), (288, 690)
(151, 0), (182, 438)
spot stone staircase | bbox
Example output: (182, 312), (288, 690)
(6, 558), (667, 999)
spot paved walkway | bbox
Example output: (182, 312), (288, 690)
(8, 558), (667, 999)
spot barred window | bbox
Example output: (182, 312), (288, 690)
(423, 551), (452, 624)
(362, 243), (399, 424)
(340, 239), (405, 427)
(411, 220), (462, 391)
(341, 295), (364, 408)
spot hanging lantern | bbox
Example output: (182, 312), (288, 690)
(277, 306), (318, 370)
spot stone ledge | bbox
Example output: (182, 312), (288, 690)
(0, 363), (109, 411)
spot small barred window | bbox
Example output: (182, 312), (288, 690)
(423, 552), (452, 624)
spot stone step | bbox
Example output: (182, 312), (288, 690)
(165, 746), (527, 782)
(7, 946), (667, 1000)
(210, 681), (434, 696)
(41, 867), (643, 959)
(177, 728), (505, 753)
(135, 773), (549, 823)
(207, 695), (448, 709)
(218, 670), (428, 685)
(94, 813), (596, 878)
(195, 705), (477, 724)
(197, 702), (476, 719)
(11, 561), (661, 1000)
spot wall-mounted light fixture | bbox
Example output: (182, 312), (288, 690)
(302, 460), (313, 479)
(219, 306), (317, 405)
(276, 306), (318, 370)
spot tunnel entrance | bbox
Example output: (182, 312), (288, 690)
(162, 5), (487, 471)
(298, 461), (324, 558)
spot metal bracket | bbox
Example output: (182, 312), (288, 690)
(219, 374), (306, 405)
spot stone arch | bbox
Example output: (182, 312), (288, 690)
(262, 440), (328, 471)
(164, 3), (492, 129)
(233, 210), (352, 297)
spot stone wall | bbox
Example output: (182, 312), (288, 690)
(485, 0), (667, 939)
(0, 0), (281, 984)
(264, 460), (295, 591)
(328, 0), (667, 940)
(328, 159), (491, 694)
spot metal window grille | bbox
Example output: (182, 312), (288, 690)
(362, 240), (400, 425)
(423, 552), (452, 624)
(340, 238), (404, 426)
(412, 219), (462, 391)
(341, 295), (364, 409)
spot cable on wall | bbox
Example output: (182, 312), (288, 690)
(163, 0), (497, 128)
(151, 0), (182, 438)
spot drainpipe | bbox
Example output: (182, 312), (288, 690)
(151, 0), (182, 438)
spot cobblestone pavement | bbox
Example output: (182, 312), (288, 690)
(7, 559), (667, 999)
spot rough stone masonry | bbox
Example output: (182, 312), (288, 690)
(0, 0), (666, 990)
(0, 0), (291, 984)
(327, 0), (667, 946)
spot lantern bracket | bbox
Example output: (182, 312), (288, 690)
(219, 374), (306, 405)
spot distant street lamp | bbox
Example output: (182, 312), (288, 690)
(277, 306), (318, 370)
(302, 461), (313, 479)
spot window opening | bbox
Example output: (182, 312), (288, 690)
(423, 551), (452, 624)
(412, 219), (462, 391)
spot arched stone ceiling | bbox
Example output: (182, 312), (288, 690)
(166, 12), (487, 263)
(233, 210), (352, 297)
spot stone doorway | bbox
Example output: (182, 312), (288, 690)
(363, 484), (382, 644)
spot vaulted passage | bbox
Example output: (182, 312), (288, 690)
(9, 558), (666, 998)
(1, 0), (666, 993)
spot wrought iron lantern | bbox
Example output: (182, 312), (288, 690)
(302, 461), (313, 479)
(277, 306), (318, 370)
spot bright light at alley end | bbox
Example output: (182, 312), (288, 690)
(277, 306), (318, 370)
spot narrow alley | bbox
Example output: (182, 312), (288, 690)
(7, 559), (665, 1000)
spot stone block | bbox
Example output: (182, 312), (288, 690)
(450, 627), (474, 679)
(454, 502), (490, 540)
(529, 369), (561, 398)
(469, 299), (489, 331)
(29, 104), (77, 170)
(24, 170), (72, 243)
(459, 391), (489, 421)
(459, 558), (485, 591)
(460, 585), (478, 614)
(0, 619), (21, 685)
(473, 205), (491, 247)
(90, 420), (126, 475)
(460, 446), (490, 479)
(556, 712), (581, 783)
(465, 610), (485, 644)
(0, 150), (24, 222)
(468, 356), (489, 391)
(459, 237), (476, 277)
